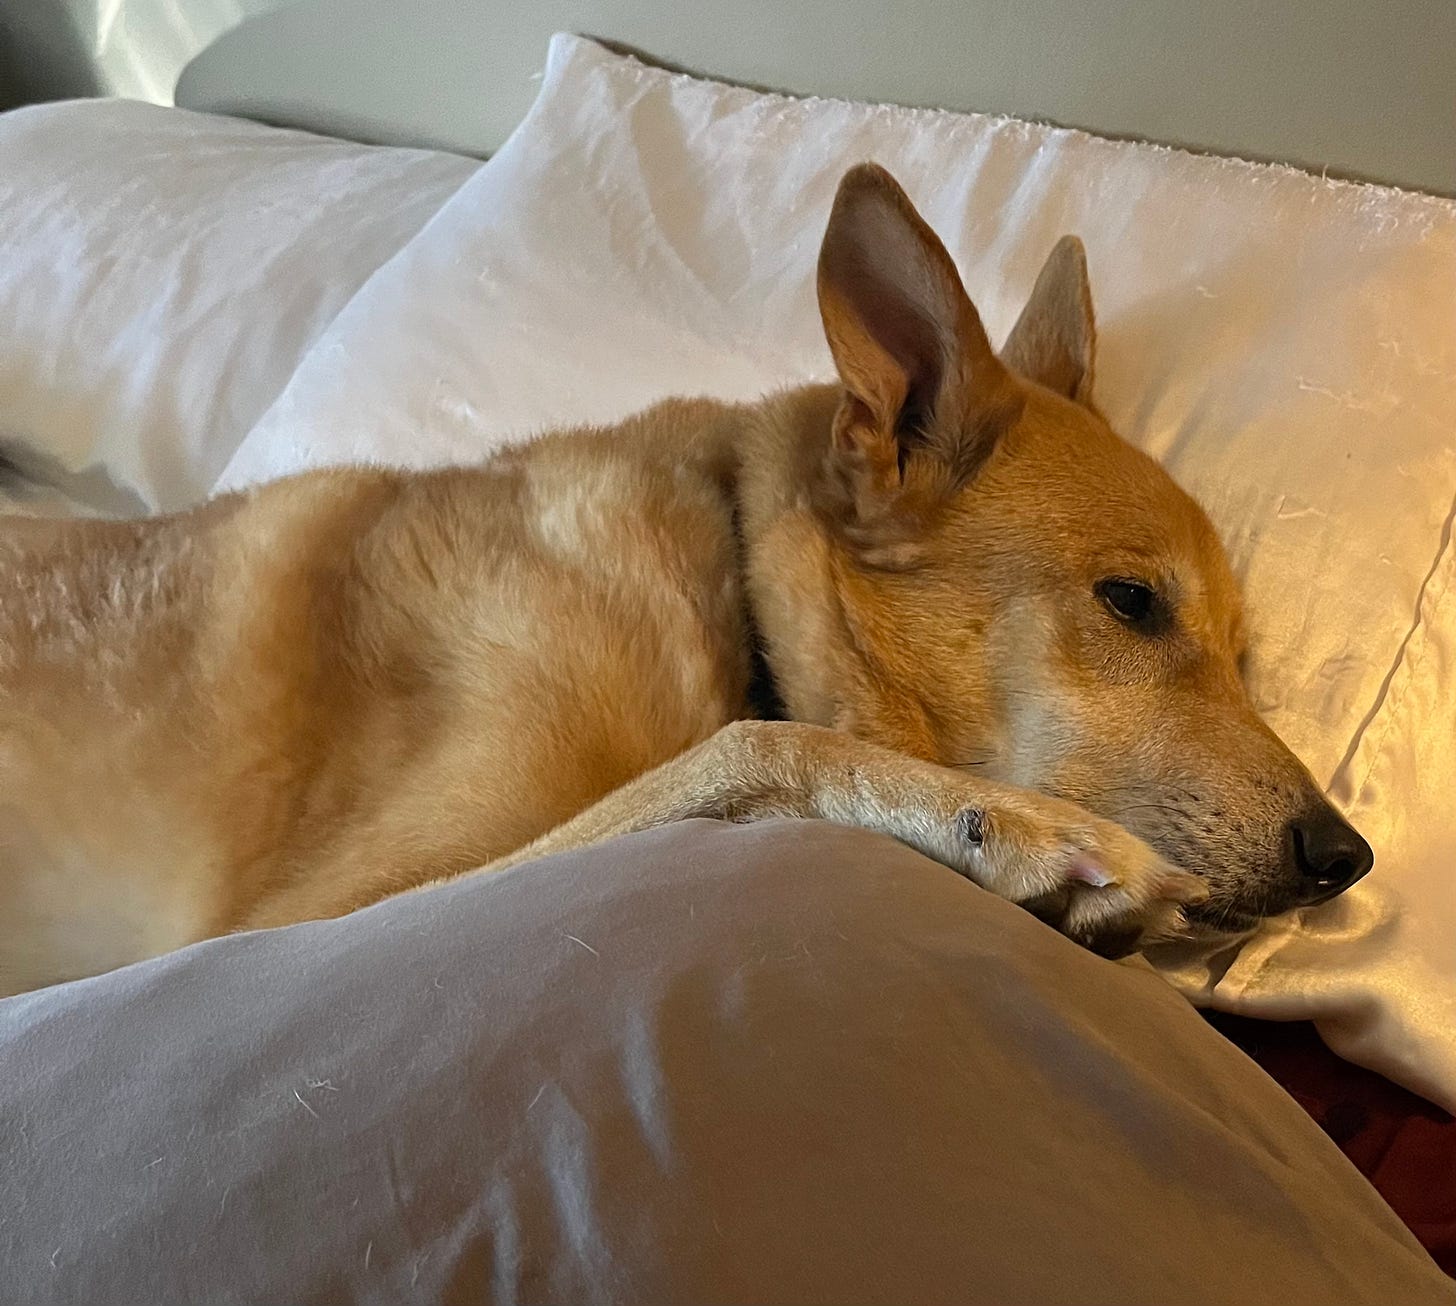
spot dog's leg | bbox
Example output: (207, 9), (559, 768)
(451, 720), (1206, 955)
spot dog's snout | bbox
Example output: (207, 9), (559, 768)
(1288, 804), (1373, 906)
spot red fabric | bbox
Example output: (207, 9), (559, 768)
(1209, 1014), (1456, 1276)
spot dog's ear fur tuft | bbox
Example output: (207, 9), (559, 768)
(815, 164), (1020, 553)
(1000, 235), (1096, 406)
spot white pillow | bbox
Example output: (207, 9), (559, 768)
(0, 99), (479, 513)
(223, 35), (1456, 1109)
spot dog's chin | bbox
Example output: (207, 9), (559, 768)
(1180, 901), (1269, 940)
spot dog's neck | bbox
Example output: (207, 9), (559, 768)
(729, 383), (949, 759)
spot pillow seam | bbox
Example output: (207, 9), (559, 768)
(1350, 498), (1456, 806)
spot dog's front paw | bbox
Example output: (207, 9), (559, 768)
(963, 795), (1207, 958)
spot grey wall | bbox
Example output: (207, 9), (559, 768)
(0, 0), (290, 104)
(176, 0), (1456, 194)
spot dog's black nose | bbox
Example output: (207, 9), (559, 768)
(1289, 804), (1373, 905)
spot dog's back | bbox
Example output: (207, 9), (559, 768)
(0, 398), (751, 991)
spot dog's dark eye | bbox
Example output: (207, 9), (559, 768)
(1096, 578), (1157, 624)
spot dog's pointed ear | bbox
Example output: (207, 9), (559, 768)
(817, 164), (1019, 520)
(1000, 235), (1096, 405)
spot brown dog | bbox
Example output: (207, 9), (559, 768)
(0, 164), (1371, 995)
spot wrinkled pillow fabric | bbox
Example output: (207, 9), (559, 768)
(219, 34), (1456, 1108)
(0, 98), (478, 513)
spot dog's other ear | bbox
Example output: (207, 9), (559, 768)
(817, 164), (1019, 523)
(1000, 235), (1096, 405)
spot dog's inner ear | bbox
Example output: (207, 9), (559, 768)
(816, 164), (1017, 505)
(999, 235), (1096, 405)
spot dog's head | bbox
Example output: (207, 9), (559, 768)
(810, 162), (1371, 933)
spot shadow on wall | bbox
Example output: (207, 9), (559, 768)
(0, 1), (102, 106)
(0, 0), (290, 106)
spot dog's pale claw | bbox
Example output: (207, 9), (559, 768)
(1066, 855), (1117, 887)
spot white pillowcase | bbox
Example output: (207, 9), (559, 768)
(0, 99), (479, 513)
(224, 35), (1456, 1107)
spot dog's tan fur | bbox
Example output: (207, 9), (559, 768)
(0, 165), (1368, 995)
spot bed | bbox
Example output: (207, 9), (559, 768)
(1, 5), (1454, 1301)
